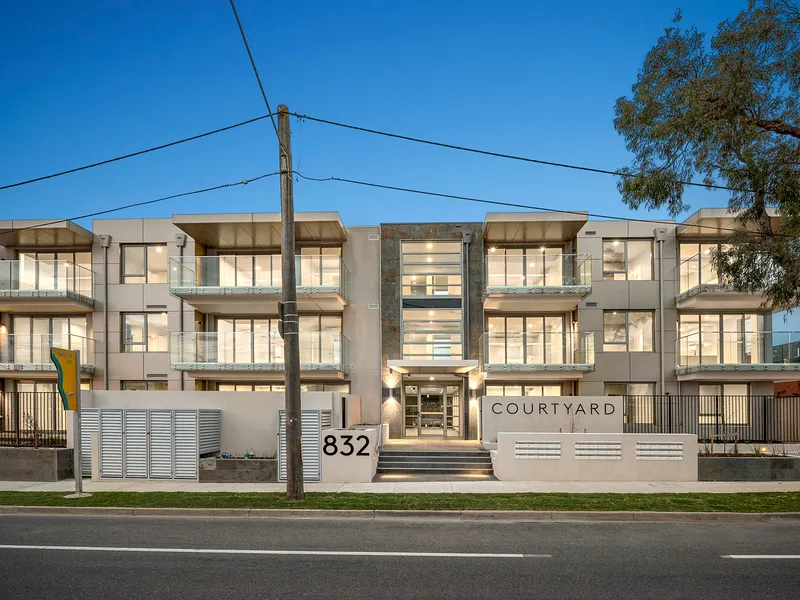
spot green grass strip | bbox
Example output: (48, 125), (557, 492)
(0, 492), (799, 512)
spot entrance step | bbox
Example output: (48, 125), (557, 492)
(377, 450), (494, 476)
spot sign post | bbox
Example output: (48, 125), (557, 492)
(51, 347), (90, 498)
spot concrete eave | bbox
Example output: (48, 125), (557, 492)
(0, 220), (95, 248)
(172, 212), (347, 248)
(387, 360), (479, 375)
(483, 212), (588, 244)
(677, 208), (780, 238)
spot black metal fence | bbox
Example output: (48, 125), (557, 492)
(0, 392), (67, 448)
(622, 395), (800, 443)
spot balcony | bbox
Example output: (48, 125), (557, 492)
(0, 260), (93, 313)
(170, 331), (349, 381)
(480, 331), (595, 380)
(677, 331), (800, 381)
(0, 334), (95, 377)
(169, 255), (348, 314)
(484, 253), (591, 312)
(677, 253), (769, 310)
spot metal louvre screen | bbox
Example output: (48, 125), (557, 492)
(173, 410), (198, 480)
(148, 410), (173, 479)
(123, 410), (148, 478)
(99, 409), (123, 478)
(79, 409), (99, 477)
(636, 441), (683, 461)
(198, 410), (221, 455)
(575, 441), (622, 460)
(515, 440), (561, 460)
(278, 409), (322, 482)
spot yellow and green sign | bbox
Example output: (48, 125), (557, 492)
(51, 347), (79, 411)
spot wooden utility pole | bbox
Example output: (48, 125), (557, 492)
(278, 104), (304, 500)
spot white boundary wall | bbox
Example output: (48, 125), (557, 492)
(492, 432), (697, 481)
(70, 391), (361, 457)
(320, 426), (381, 483)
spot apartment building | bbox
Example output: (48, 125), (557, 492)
(1, 208), (798, 442)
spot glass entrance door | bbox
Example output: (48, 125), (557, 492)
(419, 388), (444, 436)
(403, 384), (461, 438)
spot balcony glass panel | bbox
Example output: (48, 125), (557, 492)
(0, 259), (93, 299)
(0, 334), (94, 366)
(482, 330), (594, 366)
(485, 251), (590, 288)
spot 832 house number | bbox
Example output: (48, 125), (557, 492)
(323, 435), (370, 456)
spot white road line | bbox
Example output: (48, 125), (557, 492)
(723, 555), (800, 559)
(0, 545), (545, 559)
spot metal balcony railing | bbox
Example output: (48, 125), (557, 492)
(170, 331), (349, 372)
(169, 255), (348, 299)
(485, 253), (591, 290)
(480, 331), (595, 367)
(677, 330), (800, 367)
(0, 260), (93, 300)
(0, 334), (95, 366)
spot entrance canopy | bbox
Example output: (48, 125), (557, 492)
(387, 359), (478, 375)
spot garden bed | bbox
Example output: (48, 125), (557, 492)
(698, 456), (800, 481)
(199, 458), (277, 483)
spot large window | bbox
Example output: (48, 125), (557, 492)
(485, 384), (562, 396)
(603, 240), (653, 280)
(11, 316), (88, 363)
(216, 315), (342, 364)
(679, 313), (761, 365)
(402, 308), (462, 359)
(216, 382), (350, 392)
(698, 384), (749, 425)
(123, 313), (168, 352)
(605, 382), (656, 424)
(486, 247), (564, 287)
(679, 243), (724, 292)
(122, 381), (169, 391)
(603, 311), (653, 352)
(16, 251), (91, 292)
(486, 315), (565, 364)
(300, 247), (342, 287)
(122, 244), (168, 283)
(401, 241), (462, 297)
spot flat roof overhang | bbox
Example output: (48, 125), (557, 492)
(483, 364), (594, 381)
(483, 212), (588, 244)
(677, 363), (800, 382)
(676, 286), (772, 311)
(172, 363), (346, 381)
(387, 359), (479, 375)
(172, 212), (347, 248)
(0, 292), (94, 314)
(0, 220), (95, 248)
(677, 208), (780, 238)
(484, 287), (591, 312)
(0, 364), (95, 378)
(169, 287), (346, 315)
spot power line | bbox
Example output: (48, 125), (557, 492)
(228, 0), (282, 153)
(0, 172), (280, 235)
(291, 112), (742, 193)
(0, 114), (274, 192)
(294, 171), (783, 237)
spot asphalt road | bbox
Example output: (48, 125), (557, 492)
(1, 515), (799, 599)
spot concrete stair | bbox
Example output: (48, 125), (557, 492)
(377, 450), (493, 475)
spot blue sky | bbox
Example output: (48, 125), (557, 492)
(1, 1), (796, 326)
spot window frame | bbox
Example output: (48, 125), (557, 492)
(604, 382), (656, 424)
(602, 311), (654, 352)
(400, 240), (463, 298)
(122, 380), (169, 391)
(121, 244), (168, 284)
(122, 312), (168, 353)
(602, 239), (654, 281)
(698, 383), (750, 425)
(484, 383), (563, 396)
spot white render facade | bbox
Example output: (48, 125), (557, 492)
(0, 208), (797, 441)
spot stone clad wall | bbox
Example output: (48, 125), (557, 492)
(698, 457), (800, 481)
(0, 448), (74, 481)
(199, 458), (277, 483)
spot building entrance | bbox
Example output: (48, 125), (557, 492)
(403, 384), (461, 438)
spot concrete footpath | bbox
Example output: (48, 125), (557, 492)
(2, 479), (800, 494)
